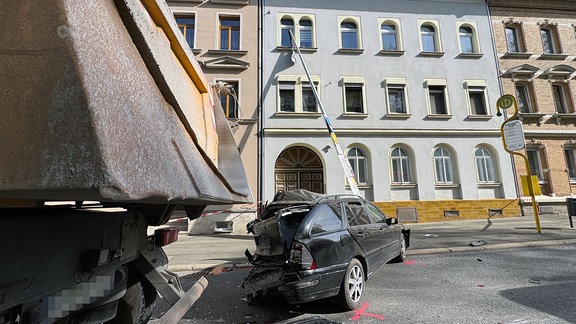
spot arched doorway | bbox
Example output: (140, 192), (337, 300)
(275, 146), (324, 193)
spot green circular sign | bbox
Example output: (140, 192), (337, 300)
(498, 95), (515, 110)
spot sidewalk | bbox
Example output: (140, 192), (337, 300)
(163, 213), (576, 273)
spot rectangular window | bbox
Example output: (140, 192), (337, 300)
(540, 27), (558, 54)
(429, 85), (447, 114)
(505, 25), (521, 52)
(552, 84), (570, 113)
(279, 81), (295, 112)
(344, 83), (364, 113)
(565, 149), (576, 182)
(219, 16), (240, 50)
(387, 85), (406, 114)
(515, 83), (533, 113)
(176, 16), (195, 49)
(218, 81), (238, 118)
(527, 149), (544, 181)
(468, 86), (487, 115)
(301, 82), (318, 112)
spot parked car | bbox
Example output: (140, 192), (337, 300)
(242, 189), (410, 310)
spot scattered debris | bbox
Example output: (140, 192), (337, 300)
(424, 234), (439, 237)
(477, 284), (485, 288)
(477, 258), (483, 262)
(469, 240), (487, 247)
(529, 279), (542, 285)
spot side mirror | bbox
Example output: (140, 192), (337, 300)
(386, 217), (399, 226)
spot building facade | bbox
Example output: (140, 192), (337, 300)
(488, 0), (576, 214)
(261, 0), (520, 222)
(167, 0), (259, 231)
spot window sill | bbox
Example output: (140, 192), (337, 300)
(337, 48), (365, 55)
(553, 113), (576, 125)
(378, 50), (405, 56)
(539, 53), (569, 60)
(457, 53), (483, 59)
(385, 113), (411, 119)
(517, 112), (546, 125)
(273, 112), (322, 117)
(425, 114), (452, 120)
(418, 51), (445, 57)
(391, 183), (417, 189)
(466, 114), (493, 120)
(276, 46), (317, 53)
(342, 113), (368, 118)
(502, 52), (533, 59)
(435, 183), (460, 188)
(206, 49), (247, 55)
(478, 182), (502, 188)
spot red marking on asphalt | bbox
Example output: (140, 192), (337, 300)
(404, 259), (428, 266)
(351, 302), (384, 321)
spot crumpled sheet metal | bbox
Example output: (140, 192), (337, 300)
(0, 0), (249, 205)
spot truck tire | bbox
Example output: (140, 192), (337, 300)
(107, 280), (156, 324)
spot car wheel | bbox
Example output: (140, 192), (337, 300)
(391, 232), (407, 263)
(337, 258), (364, 310)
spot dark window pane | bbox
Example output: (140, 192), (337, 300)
(345, 85), (363, 113)
(310, 203), (343, 235)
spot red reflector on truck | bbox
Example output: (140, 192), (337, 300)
(155, 228), (179, 246)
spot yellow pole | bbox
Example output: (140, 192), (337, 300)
(496, 95), (541, 234)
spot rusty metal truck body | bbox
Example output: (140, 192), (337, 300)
(0, 0), (250, 322)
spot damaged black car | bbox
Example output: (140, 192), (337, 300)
(243, 190), (410, 310)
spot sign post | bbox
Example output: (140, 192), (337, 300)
(496, 94), (541, 233)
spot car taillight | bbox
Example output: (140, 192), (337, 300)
(289, 242), (317, 270)
(154, 227), (179, 247)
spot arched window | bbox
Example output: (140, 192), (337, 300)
(341, 21), (358, 49)
(475, 147), (495, 183)
(459, 26), (474, 53)
(390, 147), (411, 184)
(347, 147), (367, 184)
(420, 25), (436, 52)
(381, 23), (398, 51)
(280, 18), (294, 47)
(434, 147), (453, 183)
(299, 19), (313, 48)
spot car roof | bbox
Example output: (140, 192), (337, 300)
(271, 189), (365, 205)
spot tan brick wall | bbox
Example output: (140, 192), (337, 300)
(490, 3), (576, 198)
(374, 199), (521, 223)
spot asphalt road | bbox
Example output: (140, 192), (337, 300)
(152, 245), (576, 323)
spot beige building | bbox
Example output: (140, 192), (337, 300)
(489, 0), (576, 214)
(167, 0), (259, 232)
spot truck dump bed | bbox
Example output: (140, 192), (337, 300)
(0, 0), (250, 206)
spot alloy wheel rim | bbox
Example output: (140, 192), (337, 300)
(348, 264), (363, 302)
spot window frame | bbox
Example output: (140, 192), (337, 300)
(218, 15), (241, 50)
(564, 147), (576, 183)
(515, 82), (536, 113)
(526, 147), (546, 183)
(390, 146), (413, 184)
(539, 24), (562, 55)
(433, 146), (455, 184)
(504, 23), (526, 53)
(418, 20), (442, 53)
(474, 146), (496, 183)
(338, 16), (363, 50)
(346, 146), (369, 185)
(424, 79), (450, 116)
(341, 77), (367, 115)
(277, 13), (317, 49)
(384, 77), (409, 115)
(276, 75), (321, 114)
(552, 83), (572, 113)
(378, 18), (402, 52)
(464, 80), (490, 116)
(456, 22), (481, 55)
(175, 14), (197, 50)
(216, 79), (240, 119)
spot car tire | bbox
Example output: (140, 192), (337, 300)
(107, 279), (156, 324)
(391, 232), (407, 263)
(336, 258), (364, 310)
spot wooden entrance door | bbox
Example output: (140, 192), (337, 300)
(275, 146), (324, 194)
